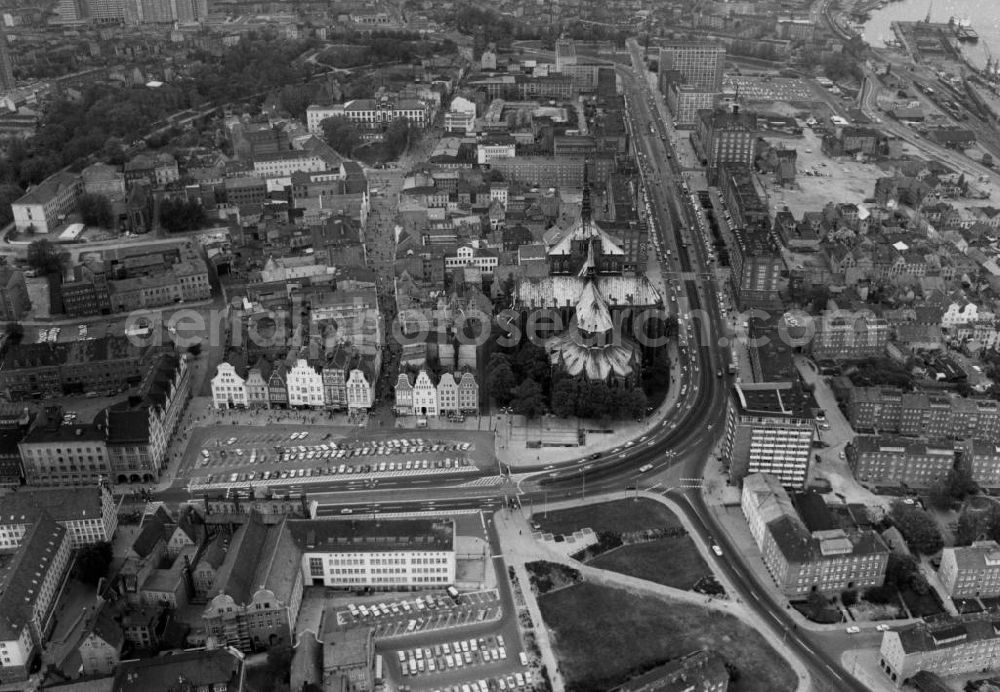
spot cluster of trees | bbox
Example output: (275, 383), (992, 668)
(551, 377), (647, 420)
(487, 345), (551, 416)
(846, 357), (914, 390)
(26, 239), (68, 276)
(74, 541), (113, 585)
(321, 115), (416, 160)
(0, 34), (317, 199)
(316, 34), (457, 69)
(927, 465), (978, 510)
(889, 499), (944, 555)
(485, 342), (651, 420)
(864, 553), (929, 604)
(159, 198), (207, 233)
(955, 500), (1000, 546)
(78, 193), (114, 228)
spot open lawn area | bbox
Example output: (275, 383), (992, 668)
(589, 536), (709, 590)
(533, 499), (682, 536)
(539, 582), (797, 692)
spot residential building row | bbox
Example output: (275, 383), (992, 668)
(211, 353), (382, 412)
(847, 386), (1000, 441)
(741, 473), (890, 597)
(393, 369), (480, 417)
(880, 613), (1000, 687)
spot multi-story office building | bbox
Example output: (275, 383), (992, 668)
(85, 0), (126, 22)
(696, 107), (757, 184)
(123, 0), (206, 24)
(252, 151), (333, 178)
(0, 484), (117, 549)
(879, 614), (1000, 686)
(721, 383), (815, 489)
(0, 514), (73, 684)
(202, 514), (303, 652)
(664, 85), (719, 128)
(18, 415), (109, 487)
(938, 541), (1000, 598)
(741, 474), (890, 597)
(11, 172), (82, 234)
(658, 43), (725, 91)
(811, 311), (890, 361)
(847, 436), (956, 490)
(291, 519), (456, 589)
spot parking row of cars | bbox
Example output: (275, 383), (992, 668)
(397, 635), (521, 679)
(279, 437), (472, 460)
(347, 596), (452, 622)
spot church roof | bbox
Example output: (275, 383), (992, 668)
(575, 280), (615, 334)
(546, 216), (625, 257)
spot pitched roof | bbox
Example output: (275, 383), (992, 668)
(112, 648), (244, 691)
(209, 514), (300, 606)
(130, 507), (170, 558)
(0, 513), (67, 639)
(0, 486), (108, 524)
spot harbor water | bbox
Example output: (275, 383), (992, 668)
(861, 0), (1000, 71)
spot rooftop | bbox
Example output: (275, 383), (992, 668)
(112, 647), (244, 692)
(0, 513), (67, 640)
(288, 518), (455, 553)
(0, 485), (110, 524)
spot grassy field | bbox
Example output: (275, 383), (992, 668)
(588, 536), (709, 590)
(533, 499), (682, 536)
(539, 582), (797, 692)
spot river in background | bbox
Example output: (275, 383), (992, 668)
(862, 0), (1000, 71)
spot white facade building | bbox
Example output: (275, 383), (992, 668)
(437, 372), (458, 414)
(306, 99), (429, 136)
(253, 152), (331, 178)
(0, 485), (117, 550)
(286, 359), (325, 408)
(211, 362), (248, 409)
(292, 519), (456, 589)
(412, 370), (438, 417)
(346, 368), (374, 411)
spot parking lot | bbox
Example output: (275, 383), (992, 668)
(186, 431), (479, 490)
(723, 76), (815, 102)
(336, 591), (501, 636)
(390, 633), (538, 691)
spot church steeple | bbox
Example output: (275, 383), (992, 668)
(581, 161), (592, 223)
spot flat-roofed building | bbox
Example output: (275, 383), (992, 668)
(18, 415), (109, 487)
(658, 42), (725, 91)
(290, 518), (456, 589)
(722, 383), (816, 490)
(938, 541), (1000, 598)
(879, 615), (1000, 686)
(847, 436), (956, 490)
(742, 473), (889, 597)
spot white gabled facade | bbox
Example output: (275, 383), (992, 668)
(211, 363), (248, 409)
(346, 368), (374, 412)
(286, 359), (324, 408)
(412, 370), (438, 417)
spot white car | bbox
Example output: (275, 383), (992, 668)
(711, 545), (723, 556)
(876, 624), (890, 632)
(846, 626), (861, 634)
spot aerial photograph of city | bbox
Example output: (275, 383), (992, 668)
(7, 0), (1000, 690)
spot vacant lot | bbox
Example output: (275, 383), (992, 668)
(533, 499), (682, 536)
(540, 582), (796, 692)
(589, 536), (709, 591)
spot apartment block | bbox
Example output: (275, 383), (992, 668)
(742, 474), (890, 597)
(0, 514), (73, 684)
(847, 436), (956, 490)
(880, 614), (1000, 686)
(0, 484), (117, 549)
(847, 387), (1000, 443)
(938, 541), (1000, 598)
(11, 172), (82, 234)
(721, 383), (815, 490)
(966, 440), (1000, 488)
(291, 519), (456, 589)
(489, 156), (585, 189)
(811, 312), (890, 361)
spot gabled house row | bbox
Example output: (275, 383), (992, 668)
(393, 369), (480, 417)
(211, 354), (378, 412)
